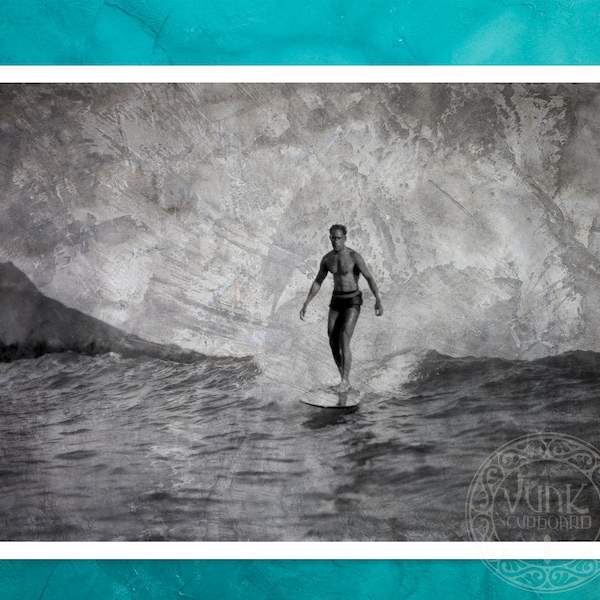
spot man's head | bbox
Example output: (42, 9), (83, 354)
(329, 224), (347, 237)
(329, 224), (347, 252)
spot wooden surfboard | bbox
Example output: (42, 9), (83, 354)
(300, 388), (361, 408)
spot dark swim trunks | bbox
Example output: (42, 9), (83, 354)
(330, 290), (363, 312)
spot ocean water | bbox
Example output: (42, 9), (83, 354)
(1, 349), (599, 541)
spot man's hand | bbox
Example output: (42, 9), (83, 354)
(375, 301), (383, 317)
(300, 306), (307, 321)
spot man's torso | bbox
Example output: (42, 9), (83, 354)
(323, 248), (360, 293)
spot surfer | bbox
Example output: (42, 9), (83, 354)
(300, 224), (383, 392)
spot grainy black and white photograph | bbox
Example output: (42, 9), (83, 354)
(2, 83), (600, 541)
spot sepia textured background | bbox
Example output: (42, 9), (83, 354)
(2, 83), (600, 377)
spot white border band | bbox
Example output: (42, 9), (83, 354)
(3, 542), (600, 560)
(0, 66), (600, 83)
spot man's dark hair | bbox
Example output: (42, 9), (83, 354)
(329, 224), (347, 236)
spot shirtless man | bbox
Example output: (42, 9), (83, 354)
(300, 224), (383, 392)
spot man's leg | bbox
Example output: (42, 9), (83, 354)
(327, 309), (343, 376)
(338, 307), (360, 391)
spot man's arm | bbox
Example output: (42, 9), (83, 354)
(353, 252), (383, 316)
(300, 260), (328, 321)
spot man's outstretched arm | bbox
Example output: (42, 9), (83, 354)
(300, 261), (328, 320)
(354, 253), (383, 316)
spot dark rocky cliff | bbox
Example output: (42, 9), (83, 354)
(0, 262), (205, 362)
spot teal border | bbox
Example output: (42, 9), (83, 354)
(2, 0), (600, 64)
(1, 561), (599, 598)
